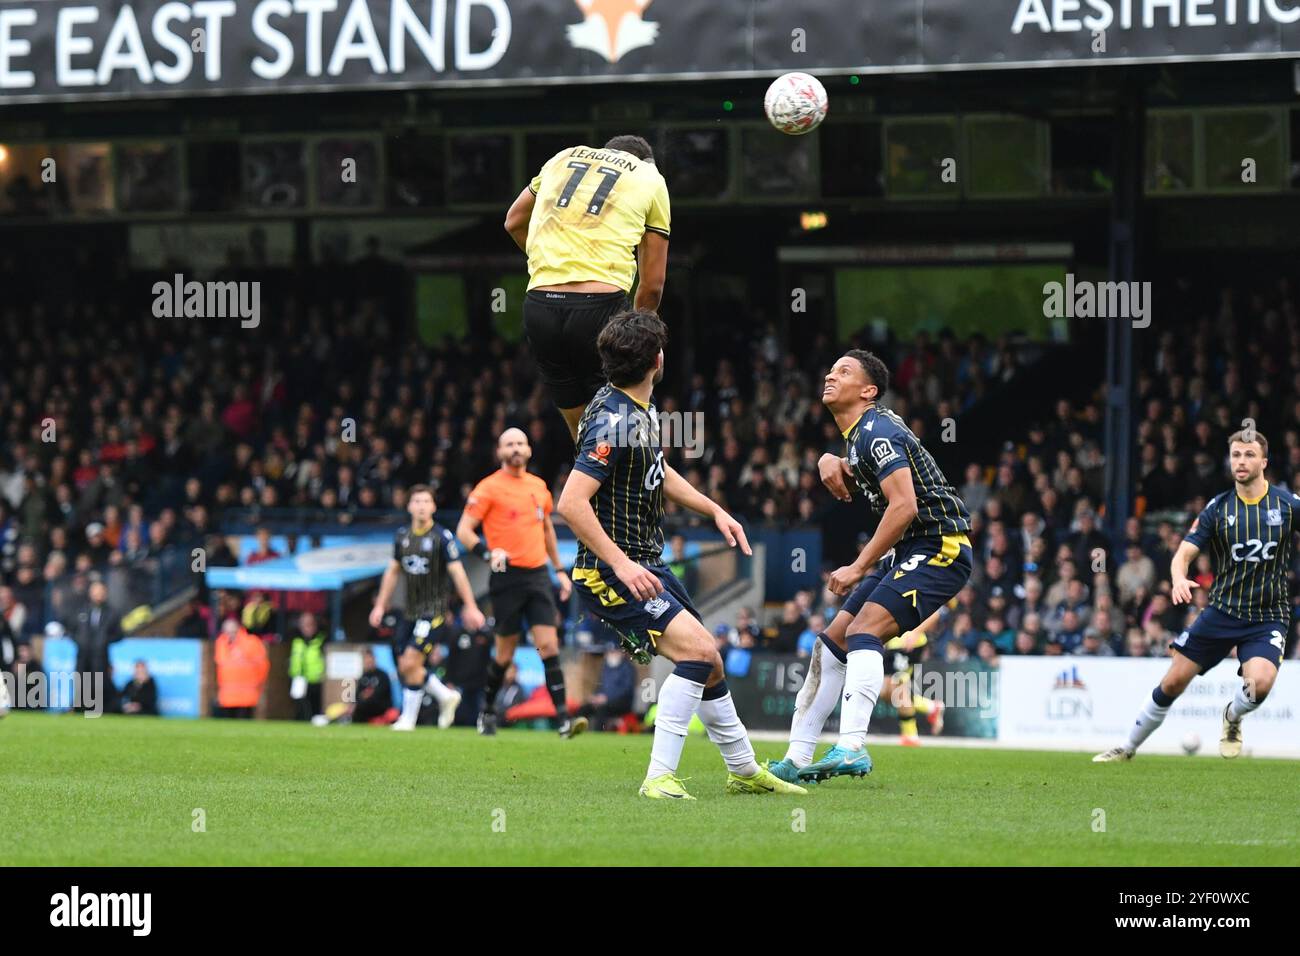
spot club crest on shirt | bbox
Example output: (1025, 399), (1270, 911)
(422, 537), (433, 552)
(1266, 508), (1282, 526)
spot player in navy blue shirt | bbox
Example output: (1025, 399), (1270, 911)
(370, 485), (485, 731)
(1095, 430), (1294, 762)
(768, 350), (973, 785)
(558, 310), (804, 800)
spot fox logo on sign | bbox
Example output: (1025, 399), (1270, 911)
(568, 0), (659, 63)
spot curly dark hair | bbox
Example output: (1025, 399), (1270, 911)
(604, 135), (654, 161)
(597, 311), (668, 387)
(845, 349), (890, 397)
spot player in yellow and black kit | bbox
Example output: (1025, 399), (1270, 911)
(504, 135), (671, 441)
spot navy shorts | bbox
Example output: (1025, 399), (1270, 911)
(1171, 606), (1287, 673)
(840, 535), (973, 635)
(393, 614), (452, 658)
(570, 563), (699, 660)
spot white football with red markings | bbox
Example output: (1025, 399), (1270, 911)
(764, 72), (829, 135)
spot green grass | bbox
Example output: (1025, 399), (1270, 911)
(2, 713), (1296, 866)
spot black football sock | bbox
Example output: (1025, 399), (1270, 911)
(482, 659), (507, 715)
(541, 654), (568, 720)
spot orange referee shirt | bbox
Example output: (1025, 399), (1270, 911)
(464, 470), (553, 569)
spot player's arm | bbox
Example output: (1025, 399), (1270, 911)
(542, 513), (572, 601)
(556, 471), (664, 601)
(446, 560), (486, 632)
(817, 453), (854, 502)
(1170, 540), (1201, 605)
(663, 464), (751, 555)
(1174, 499), (1215, 605)
(368, 559), (400, 628)
(456, 507), (508, 572)
(504, 186), (535, 252)
(828, 468), (918, 595)
(633, 232), (668, 312)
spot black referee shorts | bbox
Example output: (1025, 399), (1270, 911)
(523, 290), (629, 410)
(489, 566), (559, 638)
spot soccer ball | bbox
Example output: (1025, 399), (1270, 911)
(764, 72), (828, 135)
(1181, 731), (1201, 755)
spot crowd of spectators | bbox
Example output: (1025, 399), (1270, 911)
(3, 258), (1300, 683)
(725, 281), (1300, 665)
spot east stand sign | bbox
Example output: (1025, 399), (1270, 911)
(1, 0), (1298, 103)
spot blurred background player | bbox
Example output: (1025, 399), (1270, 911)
(788, 351), (972, 784)
(884, 621), (945, 746)
(370, 485), (485, 731)
(557, 310), (803, 799)
(504, 135), (671, 441)
(1094, 431), (1294, 762)
(456, 427), (582, 739)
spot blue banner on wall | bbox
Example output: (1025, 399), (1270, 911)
(43, 636), (204, 718)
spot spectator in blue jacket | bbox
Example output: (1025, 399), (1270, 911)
(575, 649), (637, 731)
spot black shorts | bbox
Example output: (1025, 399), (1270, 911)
(489, 566), (558, 637)
(393, 614), (451, 658)
(523, 290), (629, 410)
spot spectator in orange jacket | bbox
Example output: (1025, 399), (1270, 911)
(213, 618), (269, 718)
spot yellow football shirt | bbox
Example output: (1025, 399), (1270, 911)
(526, 145), (671, 293)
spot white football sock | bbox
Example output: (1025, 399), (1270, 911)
(647, 672), (705, 779)
(836, 647), (884, 751)
(424, 671), (454, 705)
(786, 639), (847, 766)
(698, 688), (759, 776)
(1126, 691), (1172, 752)
(1227, 680), (1262, 721)
(399, 687), (424, 725)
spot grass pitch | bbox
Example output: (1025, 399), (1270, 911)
(2, 713), (1296, 866)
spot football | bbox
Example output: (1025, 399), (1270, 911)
(1182, 732), (1202, 755)
(764, 71), (829, 135)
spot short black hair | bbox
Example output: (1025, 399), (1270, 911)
(845, 349), (890, 397)
(598, 311), (667, 387)
(605, 135), (653, 161)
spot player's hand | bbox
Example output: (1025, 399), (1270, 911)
(489, 548), (510, 573)
(819, 453), (853, 502)
(368, 604), (385, 629)
(556, 570), (572, 601)
(615, 558), (664, 602)
(828, 563), (866, 597)
(463, 606), (486, 632)
(1171, 577), (1198, 605)
(713, 509), (753, 556)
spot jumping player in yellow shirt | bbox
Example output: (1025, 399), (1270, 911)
(504, 135), (671, 441)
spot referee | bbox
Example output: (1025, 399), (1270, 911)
(456, 427), (583, 739)
(503, 134), (670, 441)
